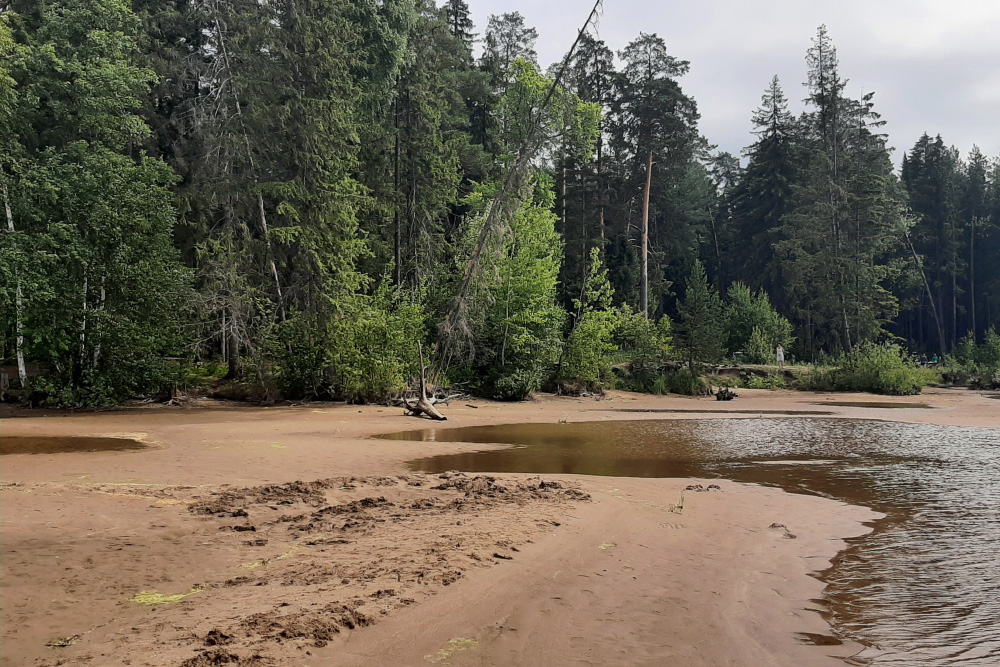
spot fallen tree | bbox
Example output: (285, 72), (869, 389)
(403, 343), (447, 420)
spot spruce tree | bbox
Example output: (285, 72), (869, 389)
(676, 260), (725, 374)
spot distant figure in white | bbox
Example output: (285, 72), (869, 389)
(776, 344), (785, 371)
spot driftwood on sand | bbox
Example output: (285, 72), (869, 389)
(404, 343), (447, 421)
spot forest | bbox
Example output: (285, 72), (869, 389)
(1, 0), (999, 406)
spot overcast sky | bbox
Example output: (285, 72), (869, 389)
(467, 0), (1000, 167)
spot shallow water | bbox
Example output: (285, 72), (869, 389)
(0, 435), (147, 455)
(808, 401), (932, 409)
(384, 418), (1000, 666)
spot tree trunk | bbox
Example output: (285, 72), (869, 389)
(640, 150), (652, 317)
(405, 342), (446, 420)
(2, 182), (27, 387)
(969, 217), (976, 340)
(258, 193), (285, 321)
(906, 231), (947, 357)
(227, 324), (240, 379)
(595, 48), (605, 250)
(80, 272), (88, 368)
(93, 275), (106, 365)
(393, 89), (402, 286)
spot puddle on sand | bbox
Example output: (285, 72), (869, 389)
(383, 418), (1000, 666)
(0, 436), (147, 455)
(809, 401), (932, 409)
(595, 408), (835, 415)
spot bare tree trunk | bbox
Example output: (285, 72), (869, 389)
(405, 342), (446, 420)
(258, 193), (285, 321)
(436, 0), (604, 366)
(3, 182), (27, 387)
(93, 275), (106, 365)
(227, 323), (240, 379)
(212, 8), (284, 320)
(970, 217), (977, 339)
(951, 265), (957, 349)
(393, 91), (402, 286)
(640, 150), (652, 317)
(595, 48), (605, 251)
(708, 209), (722, 291)
(906, 231), (947, 357)
(80, 272), (88, 367)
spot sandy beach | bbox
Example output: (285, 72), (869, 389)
(1, 387), (996, 666)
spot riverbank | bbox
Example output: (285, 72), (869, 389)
(1, 388), (994, 666)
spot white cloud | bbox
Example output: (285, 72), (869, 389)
(467, 0), (1000, 163)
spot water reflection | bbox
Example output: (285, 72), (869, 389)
(0, 435), (147, 455)
(384, 418), (1000, 666)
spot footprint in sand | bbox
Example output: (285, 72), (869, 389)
(768, 523), (797, 539)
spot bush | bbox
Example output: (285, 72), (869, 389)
(268, 280), (427, 403)
(745, 374), (787, 390)
(744, 327), (774, 365)
(611, 307), (672, 392)
(560, 309), (618, 393)
(725, 282), (794, 361)
(793, 366), (837, 392)
(791, 343), (930, 395)
(660, 368), (709, 395)
(948, 329), (1000, 388)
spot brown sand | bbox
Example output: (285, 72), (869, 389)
(1, 387), (995, 666)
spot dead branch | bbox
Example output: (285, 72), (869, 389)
(404, 342), (446, 420)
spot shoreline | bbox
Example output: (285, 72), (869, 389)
(1, 388), (994, 666)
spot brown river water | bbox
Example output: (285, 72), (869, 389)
(383, 418), (1000, 666)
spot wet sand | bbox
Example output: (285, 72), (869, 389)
(1, 388), (995, 666)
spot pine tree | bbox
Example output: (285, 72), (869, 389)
(611, 33), (701, 318)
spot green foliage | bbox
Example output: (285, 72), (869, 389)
(458, 178), (565, 400)
(948, 329), (1000, 387)
(559, 249), (616, 393)
(559, 249), (672, 394)
(744, 328), (773, 365)
(329, 284), (427, 403)
(268, 281), (427, 404)
(611, 307), (673, 392)
(658, 367), (709, 396)
(1, 0), (191, 406)
(676, 260), (725, 374)
(800, 342), (931, 395)
(745, 373), (787, 390)
(725, 282), (793, 361)
(5, 5), (1000, 407)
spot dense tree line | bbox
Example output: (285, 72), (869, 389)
(1, 0), (998, 405)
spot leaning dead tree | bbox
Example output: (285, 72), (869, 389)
(404, 342), (447, 420)
(435, 0), (605, 372)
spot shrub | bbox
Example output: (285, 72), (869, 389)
(561, 309), (618, 393)
(948, 328), (1000, 388)
(744, 327), (773, 365)
(724, 282), (794, 361)
(611, 306), (672, 392)
(269, 280), (427, 403)
(830, 342), (930, 395)
(793, 366), (837, 392)
(660, 368), (709, 395)
(745, 374), (787, 390)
